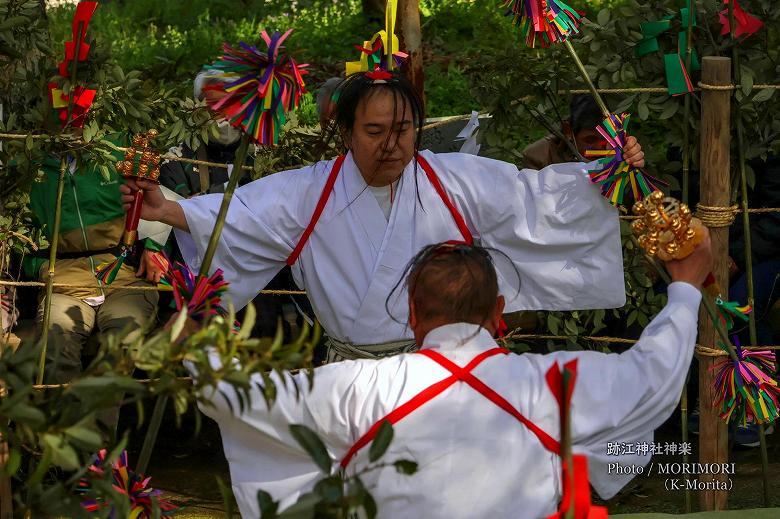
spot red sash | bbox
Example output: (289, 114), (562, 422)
(341, 349), (608, 518)
(286, 154), (473, 266)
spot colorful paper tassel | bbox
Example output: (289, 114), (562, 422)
(585, 113), (666, 206)
(168, 261), (229, 321)
(713, 338), (780, 425)
(201, 30), (307, 146)
(78, 449), (178, 518)
(95, 247), (131, 285)
(719, 0), (763, 39)
(502, 0), (583, 48)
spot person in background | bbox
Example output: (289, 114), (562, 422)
(22, 133), (161, 394)
(522, 94), (606, 170)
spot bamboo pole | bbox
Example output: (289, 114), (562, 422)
(136, 134), (252, 475)
(697, 55), (731, 511)
(681, 2), (695, 511)
(728, 1), (770, 506)
(36, 158), (67, 385)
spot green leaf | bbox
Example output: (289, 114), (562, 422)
(5, 403), (46, 427)
(3, 448), (21, 477)
(257, 489), (279, 517)
(277, 492), (321, 519)
(289, 424), (331, 473)
(42, 434), (80, 471)
(638, 102), (649, 121)
(216, 476), (236, 519)
(313, 476), (343, 504)
(394, 459), (418, 475)
(368, 420), (394, 462)
(752, 89), (775, 103)
(597, 9), (610, 27)
(64, 425), (103, 452)
(170, 309), (188, 342)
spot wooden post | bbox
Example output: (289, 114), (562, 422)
(397, 0), (425, 109)
(697, 56), (731, 511)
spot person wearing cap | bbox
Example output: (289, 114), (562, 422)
(122, 70), (645, 362)
(188, 236), (710, 518)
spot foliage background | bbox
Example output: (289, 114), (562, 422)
(0, 0), (779, 514)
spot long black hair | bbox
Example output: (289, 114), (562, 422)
(317, 71), (426, 202)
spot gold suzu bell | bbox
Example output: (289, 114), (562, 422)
(116, 129), (161, 183)
(631, 191), (704, 261)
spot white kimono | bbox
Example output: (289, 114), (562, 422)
(176, 150), (624, 344)
(194, 282), (700, 518)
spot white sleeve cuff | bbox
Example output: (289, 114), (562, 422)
(667, 281), (702, 312)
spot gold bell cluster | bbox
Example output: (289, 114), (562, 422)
(631, 190), (704, 261)
(116, 129), (161, 183)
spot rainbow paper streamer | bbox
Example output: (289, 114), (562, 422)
(79, 449), (178, 518)
(713, 338), (780, 425)
(168, 261), (229, 321)
(502, 0), (583, 48)
(585, 113), (666, 206)
(719, 0), (764, 39)
(202, 30), (307, 146)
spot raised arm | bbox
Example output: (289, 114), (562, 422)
(541, 231), (712, 498)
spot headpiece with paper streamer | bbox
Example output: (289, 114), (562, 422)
(78, 449), (178, 517)
(346, 0), (408, 76)
(585, 113), (666, 206)
(48, 1), (98, 128)
(201, 30), (307, 146)
(502, 0), (583, 48)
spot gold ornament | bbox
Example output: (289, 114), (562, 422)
(115, 129), (162, 183)
(631, 194), (704, 261)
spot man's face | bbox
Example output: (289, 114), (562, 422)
(573, 127), (608, 158)
(345, 88), (416, 186)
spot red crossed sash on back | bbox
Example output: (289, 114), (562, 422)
(286, 153), (473, 266)
(340, 350), (608, 518)
(340, 347), (560, 467)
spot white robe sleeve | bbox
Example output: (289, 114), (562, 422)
(426, 151), (626, 311)
(189, 357), (374, 517)
(173, 166), (316, 310)
(527, 282), (701, 499)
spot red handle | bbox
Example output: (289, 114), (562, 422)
(125, 189), (144, 233)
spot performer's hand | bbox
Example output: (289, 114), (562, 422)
(120, 178), (167, 221)
(665, 227), (713, 289)
(136, 250), (168, 284)
(120, 179), (189, 231)
(624, 136), (645, 168)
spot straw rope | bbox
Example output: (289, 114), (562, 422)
(563, 83), (780, 95)
(0, 279), (305, 295)
(696, 203), (740, 228)
(503, 332), (780, 353)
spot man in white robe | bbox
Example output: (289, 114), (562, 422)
(189, 236), (711, 518)
(122, 71), (646, 360)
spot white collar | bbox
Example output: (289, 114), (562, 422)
(420, 323), (497, 352)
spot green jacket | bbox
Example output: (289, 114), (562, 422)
(24, 136), (160, 300)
